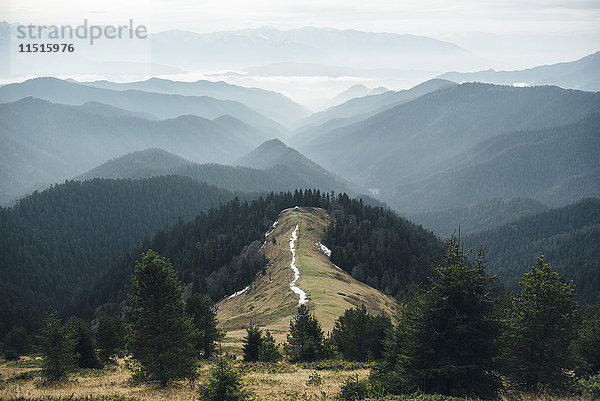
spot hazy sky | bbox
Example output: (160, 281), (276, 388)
(2, 0), (599, 103)
(4, 0), (598, 36)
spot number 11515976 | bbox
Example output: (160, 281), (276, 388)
(18, 43), (74, 52)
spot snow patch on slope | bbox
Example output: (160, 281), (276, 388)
(289, 224), (308, 305)
(228, 285), (251, 299)
(316, 242), (331, 257)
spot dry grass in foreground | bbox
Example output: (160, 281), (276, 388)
(0, 356), (372, 401)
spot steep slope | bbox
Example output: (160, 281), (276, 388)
(407, 198), (549, 238)
(218, 207), (400, 344)
(0, 176), (243, 338)
(0, 77), (286, 135)
(299, 83), (600, 205)
(0, 98), (269, 203)
(78, 77), (310, 128)
(392, 113), (600, 211)
(292, 79), (457, 146)
(464, 198), (600, 304)
(439, 51), (600, 91)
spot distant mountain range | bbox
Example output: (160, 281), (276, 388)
(327, 84), (389, 107)
(76, 141), (370, 201)
(0, 97), (272, 204)
(0, 77), (286, 134)
(296, 83), (600, 212)
(75, 77), (309, 127)
(439, 51), (600, 92)
(292, 78), (456, 145)
(150, 26), (476, 72)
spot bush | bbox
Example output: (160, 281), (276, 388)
(306, 371), (323, 386)
(338, 375), (370, 401)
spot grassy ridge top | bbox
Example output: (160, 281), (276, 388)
(217, 206), (399, 349)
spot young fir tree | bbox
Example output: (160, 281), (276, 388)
(66, 317), (101, 369)
(185, 293), (224, 359)
(38, 308), (76, 382)
(198, 352), (250, 401)
(127, 250), (197, 387)
(506, 256), (578, 391)
(259, 330), (282, 362)
(3, 326), (31, 361)
(331, 304), (374, 362)
(285, 304), (325, 362)
(372, 235), (501, 398)
(242, 324), (263, 362)
(96, 313), (126, 364)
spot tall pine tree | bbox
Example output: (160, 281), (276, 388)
(127, 250), (197, 387)
(505, 256), (577, 391)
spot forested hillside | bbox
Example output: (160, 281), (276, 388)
(323, 196), (444, 299)
(0, 176), (243, 338)
(407, 198), (548, 238)
(76, 191), (442, 320)
(392, 112), (600, 210)
(464, 198), (600, 303)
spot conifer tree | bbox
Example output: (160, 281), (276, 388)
(331, 304), (373, 361)
(285, 304), (325, 362)
(259, 330), (281, 362)
(96, 313), (126, 364)
(198, 353), (249, 401)
(506, 256), (578, 391)
(185, 293), (224, 359)
(39, 308), (76, 382)
(66, 317), (101, 369)
(242, 324), (263, 362)
(372, 236), (501, 398)
(127, 250), (197, 387)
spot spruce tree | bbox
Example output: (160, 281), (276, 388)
(39, 308), (76, 382)
(259, 330), (281, 362)
(242, 324), (263, 362)
(185, 293), (224, 359)
(285, 304), (325, 362)
(127, 250), (197, 387)
(66, 317), (101, 369)
(373, 236), (501, 398)
(96, 313), (126, 364)
(506, 256), (578, 391)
